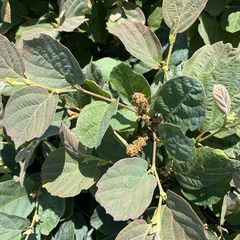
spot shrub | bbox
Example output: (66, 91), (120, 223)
(0, 0), (240, 239)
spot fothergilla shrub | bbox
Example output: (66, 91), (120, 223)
(0, 0), (240, 239)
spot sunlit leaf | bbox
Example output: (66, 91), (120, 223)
(0, 34), (25, 82)
(96, 157), (156, 221)
(0, 212), (30, 240)
(174, 147), (240, 190)
(160, 190), (208, 240)
(22, 34), (84, 88)
(158, 123), (195, 162)
(213, 84), (231, 114)
(42, 148), (100, 197)
(76, 100), (118, 149)
(162, 0), (208, 33)
(116, 219), (150, 240)
(3, 86), (58, 148)
(108, 21), (162, 69)
(153, 76), (205, 131)
(110, 63), (151, 105)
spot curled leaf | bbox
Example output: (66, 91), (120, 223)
(213, 84), (231, 114)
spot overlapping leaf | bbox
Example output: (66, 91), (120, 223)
(3, 86), (58, 148)
(54, 221), (75, 240)
(22, 34), (84, 88)
(108, 21), (162, 69)
(96, 157), (157, 221)
(41, 148), (100, 197)
(162, 0), (208, 32)
(213, 84), (231, 114)
(158, 123), (195, 162)
(116, 219), (150, 240)
(110, 63), (151, 105)
(57, 0), (91, 32)
(183, 42), (240, 130)
(0, 212), (30, 240)
(0, 34), (25, 82)
(160, 190), (208, 240)
(0, 179), (34, 217)
(76, 100), (118, 149)
(90, 205), (126, 235)
(38, 189), (65, 235)
(60, 124), (86, 157)
(153, 76), (206, 131)
(174, 147), (240, 190)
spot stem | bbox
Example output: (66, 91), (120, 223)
(75, 85), (136, 113)
(197, 129), (222, 143)
(114, 131), (129, 148)
(196, 116), (228, 143)
(162, 30), (177, 81)
(23, 79), (78, 94)
(150, 132), (166, 232)
(24, 191), (40, 240)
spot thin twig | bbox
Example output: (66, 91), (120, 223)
(75, 85), (136, 113)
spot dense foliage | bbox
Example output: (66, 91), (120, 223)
(1, 0), (240, 239)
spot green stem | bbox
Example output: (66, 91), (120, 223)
(162, 29), (177, 81)
(196, 116), (230, 143)
(150, 132), (166, 232)
(114, 130), (129, 148)
(23, 190), (40, 240)
(23, 79), (78, 94)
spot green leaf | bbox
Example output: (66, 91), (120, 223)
(3, 86), (58, 149)
(110, 63), (151, 105)
(108, 20), (162, 69)
(90, 205), (126, 235)
(57, 0), (91, 32)
(96, 157), (157, 221)
(76, 100), (118, 149)
(153, 76), (205, 131)
(84, 80), (111, 98)
(0, 34), (25, 82)
(41, 148), (100, 198)
(158, 123), (195, 162)
(54, 221), (75, 240)
(38, 189), (65, 235)
(70, 212), (88, 240)
(147, 4), (163, 32)
(94, 57), (121, 83)
(181, 177), (231, 206)
(0, 212), (30, 240)
(22, 34), (84, 89)
(0, 179), (34, 217)
(174, 147), (240, 190)
(16, 23), (58, 47)
(222, 11), (240, 33)
(111, 108), (138, 132)
(162, 0), (208, 33)
(183, 42), (240, 131)
(160, 190), (208, 240)
(115, 219), (150, 240)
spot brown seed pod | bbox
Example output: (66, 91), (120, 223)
(132, 92), (149, 115)
(126, 134), (148, 157)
